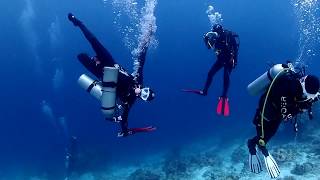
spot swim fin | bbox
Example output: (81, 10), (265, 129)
(263, 154), (280, 179)
(216, 97), (230, 116)
(181, 89), (204, 95)
(130, 126), (157, 133)
(118, 126), (156, 137)
(249, 153), (262, 174)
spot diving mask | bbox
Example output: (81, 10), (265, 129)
(140, 87), (151, 101)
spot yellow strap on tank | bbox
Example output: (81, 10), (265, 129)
(259, 68), (290, 146)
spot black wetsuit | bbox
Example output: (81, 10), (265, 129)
(203, 30), (239, 97)
(247, 72), (303, 156)
(74, 18), (148, 135)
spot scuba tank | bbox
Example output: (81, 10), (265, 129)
(78, 74), (102, 100)
(78, 67), (119, 119)
(247, 63), (295, 96)
(100, 67), (119, 119)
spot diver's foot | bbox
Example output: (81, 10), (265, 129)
(200, 90), (207, 96)
(117, 130), (133, 137)
(68, 13), (81, 26)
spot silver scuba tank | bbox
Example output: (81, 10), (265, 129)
(247, 64), (293, 96)
(101, 67), (119, 119)
(78, 74), (102, 100)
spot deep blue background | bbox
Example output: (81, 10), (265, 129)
(0, 0), (318, 178)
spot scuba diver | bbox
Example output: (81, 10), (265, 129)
(68, 13), (156, 137)
(246, 62), (320, 178)
(183, 24), (239, 116)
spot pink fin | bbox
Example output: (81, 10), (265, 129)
(216, 97), (223, 115)
(130, 126), (156, 133)
(223, 98), (230, 117)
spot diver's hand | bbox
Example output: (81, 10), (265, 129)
(68, 13), (81, 26)
(204, 35), (211, 49)
(283, 114), (293, 122)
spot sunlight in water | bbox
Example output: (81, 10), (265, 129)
(103, 0), (157, 52)
(293, 0), (320, 66)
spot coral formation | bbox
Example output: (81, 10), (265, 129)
(128, 169), (161, 180)
(291, 162), (314, 175)
(231, 145), (247, 164)
(279, 176), (296, 180)
(272, 145), (297, 164)
(202, 170), (215, 180)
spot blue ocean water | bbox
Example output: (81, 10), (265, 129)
(0, 0), (319, 179)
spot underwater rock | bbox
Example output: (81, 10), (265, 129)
(231, 146), (247, 163)
(272, 146), (297, 164)
(314, 148), (320, 156)
(187, 153), (217, 167)
(225, 175), (240, 180)
(162, 158), (188, 179)
(215, 175), (239, 180)
(291, 162), (314, 175)
(128, 169), (161, 180)
(202, 170), (215, 180)
(279, 176), (296, 180)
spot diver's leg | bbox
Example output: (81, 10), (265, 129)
(120, 119), (129, 135)
(68, 13), (115, 66)
(118, 106), (131, 136)
(77, 53), (103, 79)
(247, 108), (262, 155)
(222, 65), (232, 97)
(203, 61), (223, 95)
(256, 118), (281, 156)
(247, 136), (259, 155)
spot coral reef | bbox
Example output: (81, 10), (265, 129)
(279, 176), (296, 180)
(128, 169), (161, 180)
(291, 162), (314, 175)
(202, 170), (215, 180)
(162, 157), (188, 179)
(272, 145), (297, 164)
(231, 145), (247, 164)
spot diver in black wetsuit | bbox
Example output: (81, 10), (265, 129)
(183, 24), (239, 116)
(68, 13), (155, 137)
(247, 67), (320, 178)
(201, 24), (239, 97)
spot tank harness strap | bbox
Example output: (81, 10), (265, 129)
(259, 68), (290, 146)
(102, 81), (117, 88)
(86, 80), (98, 92)
(101, 106), (116, 110)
